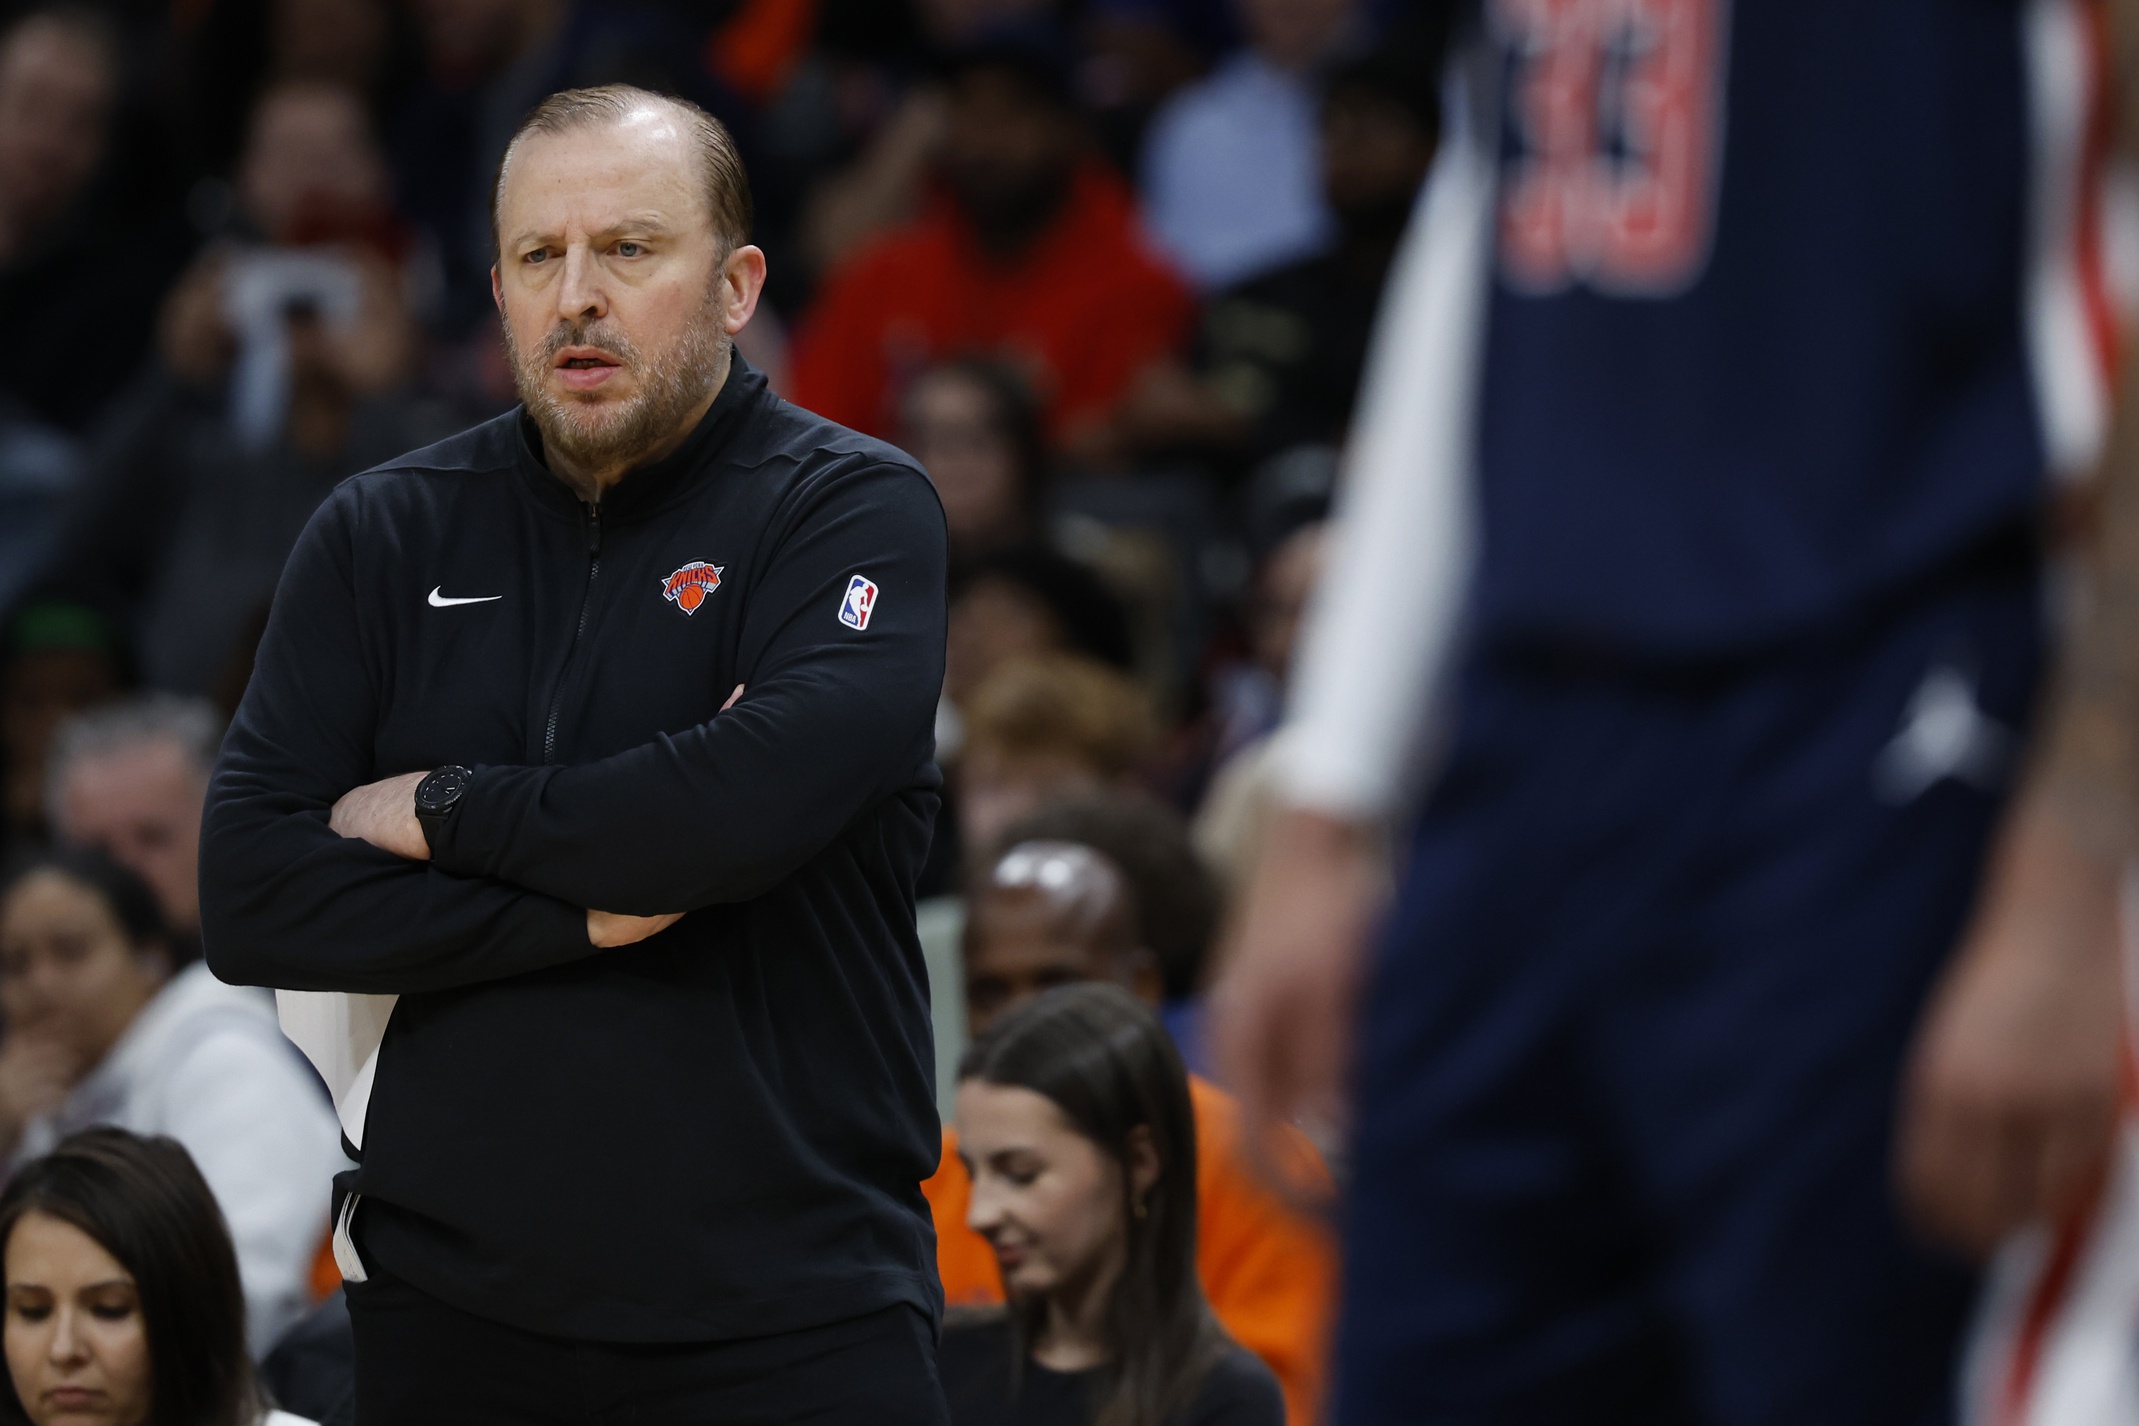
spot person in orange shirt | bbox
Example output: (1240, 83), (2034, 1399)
(925, 838), (1335, 1425)
(788, 34), (1193, 453)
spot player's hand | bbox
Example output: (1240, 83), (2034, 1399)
(586, 910), (684, 948)
(0, 1032), (80, 1156)
(329, 771), (430, 861)
(1897, 782), (2125, 1257)
(1211, 806), (1382, 1194)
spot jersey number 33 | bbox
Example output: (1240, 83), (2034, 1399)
(1495, 0), (1730, 297)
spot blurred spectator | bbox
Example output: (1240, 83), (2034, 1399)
(0, 602), (123, 856)
(900, 359), (1047, 573)
(238, 78), (404, 252)
(796, 0), (1071, 279)
(1115, 30), (1435, 466)
(0, 8), (184, 437)
(1195, 517), (1327, 897)
(1080, 0), (1227, 176)
(1216, 509), (1327, 764)
(998, 794), (1220, 1007)
(931, 527), (1135, 892)
(959, 654), (1154, 853)
(790, 33), (1193, 452)
(0, 850), (345, 1355)
(938, 982), (1290, 1426)
(42, 82), (453, 699)
(0, 1126), (317, 1423)
(271, 0), (394, 93)
(45, 695), (222, 955)
(1139, 0), (1353, 291)
(186, 0), (406, 183)
(947, 549), (1136, 713)
(959, 841), (1161, 1033)
(0, 409), (81, 621)
(1195, 37), (1434, 450)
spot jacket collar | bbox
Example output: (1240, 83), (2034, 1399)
(512, 352), (769, 524)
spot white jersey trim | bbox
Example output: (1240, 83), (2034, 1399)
(1271, 55), (1496, 821)
(2023, 0), (2122, 484)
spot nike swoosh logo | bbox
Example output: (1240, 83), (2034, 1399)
(428, 587), (502, 607)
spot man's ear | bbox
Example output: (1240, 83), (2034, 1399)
(721, 244), (769, 336)
(490, 265), (504, 314)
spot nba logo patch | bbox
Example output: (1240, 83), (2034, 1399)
(838, 574), (878, 630)
(661, 561), (723, 615)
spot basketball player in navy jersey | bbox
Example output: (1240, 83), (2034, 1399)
(1216, 1), (2139, 1422)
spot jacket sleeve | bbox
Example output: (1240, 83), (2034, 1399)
(428, 459), (948, 914)
(200, 489), (599, 994)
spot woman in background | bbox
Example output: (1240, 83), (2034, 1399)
(941, 983), (1283, 1426)
(0, 848), (344, 1353)
(0, 1125), (314, 1425)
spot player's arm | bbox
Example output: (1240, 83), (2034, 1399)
(1893, 0), (2139, 1253)
(199, 491), (614, 995)
(1212, 96), (1493, 1150)
(412, 460), (947, 914)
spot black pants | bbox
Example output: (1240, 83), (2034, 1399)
(346, 1268), (949, 1426)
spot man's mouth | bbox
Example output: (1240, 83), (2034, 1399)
(553, 346), (625, 392)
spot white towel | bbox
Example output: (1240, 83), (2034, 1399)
(274, 990), (396, 1149)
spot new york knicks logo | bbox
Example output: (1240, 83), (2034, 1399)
(661, 561), (724, 615)
(838, 574), (878, 630)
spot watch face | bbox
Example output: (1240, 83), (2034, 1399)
(417, 766), (471, 815)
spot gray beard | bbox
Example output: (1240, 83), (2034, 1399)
(505, 296), (728, 476)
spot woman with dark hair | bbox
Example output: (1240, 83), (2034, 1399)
(0, 1125), (314, 1425)
(941, 983), (1282, 1426)
(0, 849), (344, 1353)
(900, 358), (1048, 574)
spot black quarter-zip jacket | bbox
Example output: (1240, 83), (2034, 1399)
(199, 358), (948, 1343)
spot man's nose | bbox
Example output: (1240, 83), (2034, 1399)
(556, 244), (608, 323)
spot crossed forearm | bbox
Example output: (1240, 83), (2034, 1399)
(327, 770), (680, 948)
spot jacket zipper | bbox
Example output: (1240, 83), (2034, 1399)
(542, 501), (603, 765)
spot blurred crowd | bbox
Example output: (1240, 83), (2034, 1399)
(0, 0), (1446, 1418)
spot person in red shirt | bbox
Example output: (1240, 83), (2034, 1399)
(925, 838), (1336, 1426)
(789, 36), (1193, 453)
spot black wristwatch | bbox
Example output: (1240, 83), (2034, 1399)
(413, 765), (474, 853)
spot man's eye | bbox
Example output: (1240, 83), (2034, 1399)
(524, 249), (550, 264)
(617, 241), (643, 257)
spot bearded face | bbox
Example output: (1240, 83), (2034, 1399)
(504, 282), (728, 476)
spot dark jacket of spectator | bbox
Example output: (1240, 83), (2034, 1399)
(43, 372), (455, 700)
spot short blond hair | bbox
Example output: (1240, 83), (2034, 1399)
(963, 654), (1155, 778)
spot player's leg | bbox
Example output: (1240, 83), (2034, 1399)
(1333, 656), (1716, 1424)
(1595, 558), (2041, 1426)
